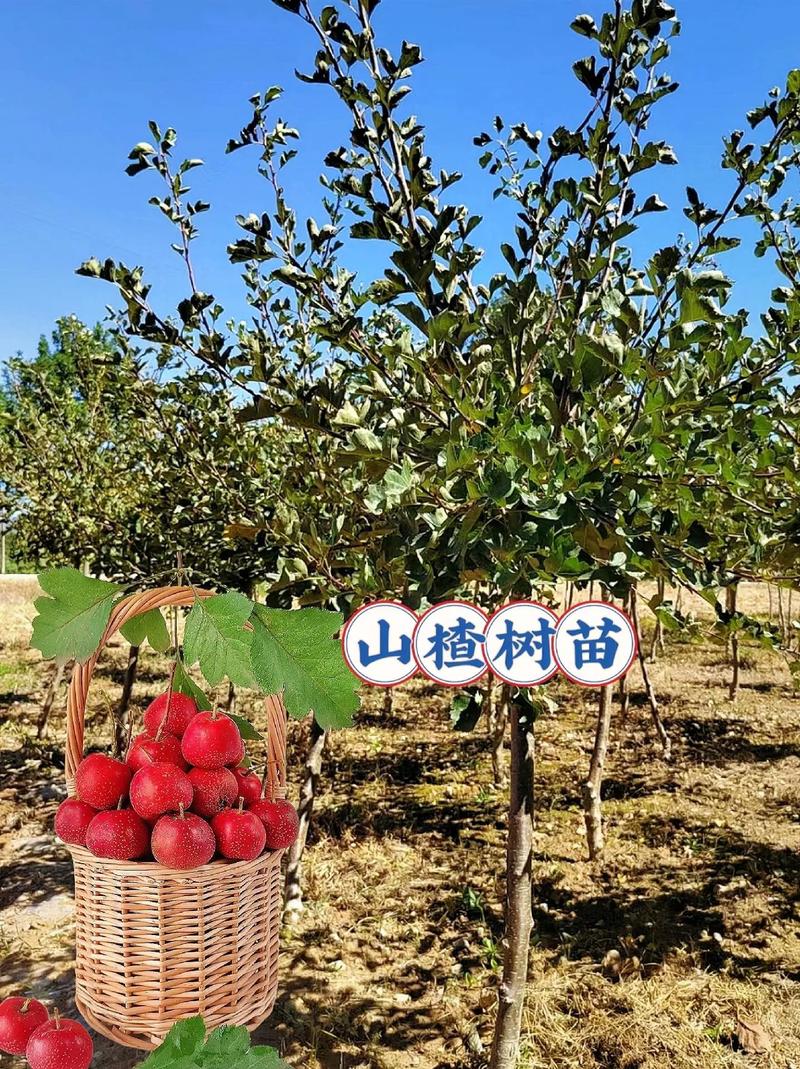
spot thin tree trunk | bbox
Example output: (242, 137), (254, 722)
(489, 699), (535, 1069)
(489, 683), (509, 789)
(381, 688), (393, 717)
(767, 583), (773, 625)
(727, 585), (740, 702)
(224, 681), (236, 714)
(113, 644), (139, 758)
(778, 586), (786, 644)
(582, 685), (612, 861)
(630, 593), (671, 760)
(37, 661), (67, 738)
(675, 584), (682, 616)
(566, 581), (575, 611)
(618, 671), (630, 721)
(648, 577), (665, 663)
(284, 717), (327, 918)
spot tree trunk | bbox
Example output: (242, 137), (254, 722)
(381, 688), (394, 717)
(113, 644), (139, 758)
(489, 683), (509, 789)
(767, 583), (773, 625)
(284, 717), (327, 918)
(489, 700), (535, 1069)
(618, 671), (630, 721)
(648, 577), (665, 662)
(224, 681), (236, 714)
(727, 585), (740, 703)
(37, 661), (67, 738)
(630, 593), (671, 760)
(582, 685), (612, 861)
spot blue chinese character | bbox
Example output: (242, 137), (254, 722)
(494, 618), (555, 671)
(425, 617), (486, 670)
(567, 616), (621, 669)
(358, 617), (412, 667)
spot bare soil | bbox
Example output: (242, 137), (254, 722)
(1, 579), (799, 1068)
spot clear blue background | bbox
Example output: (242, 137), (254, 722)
(0, 1), (796, 360)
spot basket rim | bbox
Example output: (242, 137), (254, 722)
(67, 842), (285, 878)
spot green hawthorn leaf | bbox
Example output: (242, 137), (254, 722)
(31, 568), (124, 664)
(249, 605), (360, 729)
(229, 713), (262, 741)
(183, 592), (256, 688)
(121, 608), (171, 652)
(138, 1017), (205, 1066)
(173, 659), (213, 711)
(203, 1026), (250, 1058)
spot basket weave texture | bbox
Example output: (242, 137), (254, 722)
(64, 586), (287, 1050)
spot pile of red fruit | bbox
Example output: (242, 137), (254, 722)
(54, 691), (299, 869)
(0, 998), (92, 1069)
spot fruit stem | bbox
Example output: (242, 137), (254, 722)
(178, 803), (185, 819)
(21, 998), (31, 1013)
(53, 1008), (61, 1030)
(117, 797), (125, 810)
(237, 796), (245, 813)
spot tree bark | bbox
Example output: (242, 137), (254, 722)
(630, 593), (671, 760)
(648, 577), (665, 662)
(37, 661), (67, 738)
(489, 682), (509, 789)
(727, 584), (740, 702)
(284, 717), (327, 917)
(381, 688), (394, 717)
(113, 644), (140, 758)
(489, 700), (535, 1069)
(618, 671), (630, 721)
(582, 684), (612, 861)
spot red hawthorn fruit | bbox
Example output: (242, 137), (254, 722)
(0, 997), (48, 1056)
(143, 691), (198, 739)
(130, 763), (193, 823)
(26, 1014), (93, 1069)
(230, 766), (262, 807)
(212, 799), (266, 861)
(75, 753), (132, 810)
(54, 799), (97, 847)
(126, 730), (187, 772)
(151, 805), (216, 869)
(249, 797), (300, 850)
(85, 807), (150, 860)
(181, 710), (242, 770)
(188, 766), (237, 819)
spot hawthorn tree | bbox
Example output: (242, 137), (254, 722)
(77, 1), (800, 1064)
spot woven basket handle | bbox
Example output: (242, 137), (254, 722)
(65, 586), (287, 802)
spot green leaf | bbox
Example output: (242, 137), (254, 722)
(121, 608), (171, 653)
(680, 288), (722, 324)
(138, 1017), (205, 1067)
(249, 605), (360, 730)
(31, 568), (124, 664)
(450, 690), (483, 732)
(183, 592), (256, 688)
(229, 713), (262, 741)
(173, 659), (212, 711)
(203, 1026), (250, 1059)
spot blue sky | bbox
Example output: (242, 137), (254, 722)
(1, 1), (797, 360)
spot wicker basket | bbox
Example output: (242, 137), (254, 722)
(63, 586), (288, 1051)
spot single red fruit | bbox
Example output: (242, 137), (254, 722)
(143, 691), (198, 739)
(249, 798), (300, 850)
(26, 1014), (93, 1069)
(212, 799), (266, 861)
(130, 763), (193, 823)
(151, 805), (216, 869)
(85, 807), (149, 860)
(54, 799), (98, 847)
(231, 766), (262, 807)
(126, 731), (187, 773)
(181, 710), (242, 770)
(0, 997), (48, 1056)
(188, 766), (237, 819)
(75, 753), (131, 810)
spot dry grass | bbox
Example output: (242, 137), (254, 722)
(1, 579), (800, 1068)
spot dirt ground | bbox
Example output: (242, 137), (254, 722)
(1, 578), (800, 1068)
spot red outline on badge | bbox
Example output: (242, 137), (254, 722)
(411, 599), (489, 688)
(341, 600), (419, 687)
(553, 600), (638, 688)
(484, 600), (560, 687)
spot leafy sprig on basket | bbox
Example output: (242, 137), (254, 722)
(137, 1018), (289, 1068)
(31, 567), (359, 730)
